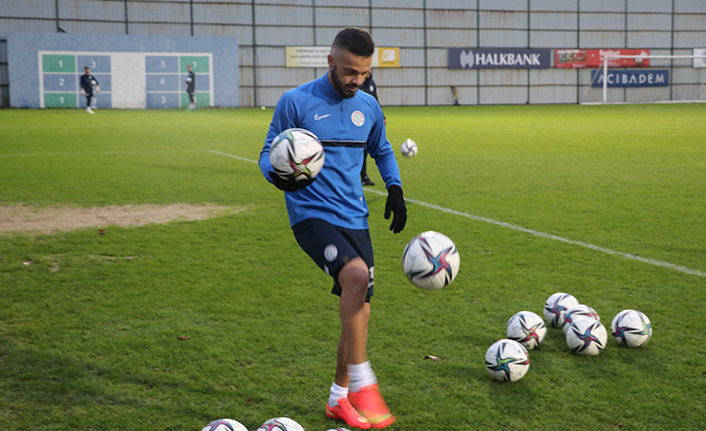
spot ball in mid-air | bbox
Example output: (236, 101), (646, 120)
(506, 311), (547, 350)
(402, 231), (460, 290)
(543, 292), (579, 328)
(561, 304), (600, 333)
(400, 138), (418, 158)
(257, 417), (304, 431)
(611, 309), (652, 347)
(269, 128), (325, 182)
(565, 317), (608, 356)
(201, 419), (248, 431)
(485, 339), (530, 382)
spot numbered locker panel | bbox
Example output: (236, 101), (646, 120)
(181, 92), (211, 108)
(40, 53), (112, 109)
(145, 54), (212, 108)
(44, 93), (78, 108)
(39, 51), (213, 109)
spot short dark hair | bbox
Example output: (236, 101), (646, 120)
(84, 66), (89, 69)
(332, 27), (375, 57)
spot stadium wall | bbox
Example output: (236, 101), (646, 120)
(7, 33), (238, 108)
(0, 0), (704, 108)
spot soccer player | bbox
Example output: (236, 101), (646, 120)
(185, 64), (196, 111)
(259, 27), (407, 429)
(359, 71), (384, 186)
(79, 66), (99, 114)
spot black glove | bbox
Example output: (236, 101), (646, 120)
(269, 172), (315, 192)
(384, 185), (407, 234)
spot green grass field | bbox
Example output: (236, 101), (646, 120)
(1, 104), (705, 431)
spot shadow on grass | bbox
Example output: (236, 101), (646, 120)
(0, 341), (219, 428)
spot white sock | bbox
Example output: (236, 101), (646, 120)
(328, 382), (348, 407)
(348, 361), (377, 392)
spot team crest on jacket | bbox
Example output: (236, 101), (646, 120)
(351, 110), (365, 127)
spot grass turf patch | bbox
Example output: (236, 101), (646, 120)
(1, 105), (705, 430)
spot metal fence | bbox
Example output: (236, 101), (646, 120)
(1, 0), (705, 107)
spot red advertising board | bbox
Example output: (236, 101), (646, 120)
(555, 49), (650, 68)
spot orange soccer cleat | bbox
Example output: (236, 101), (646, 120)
(325, 397), (372, 429)
(348, 384), (396, 429)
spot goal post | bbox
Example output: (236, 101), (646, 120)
(580, 53), (706, 105)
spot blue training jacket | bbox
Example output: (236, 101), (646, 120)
(259, 73), (402, 230)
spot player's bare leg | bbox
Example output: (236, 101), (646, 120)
(336, 257), (370, 383)
(335, 257), (395, 429)
(326, 257), (373, 429)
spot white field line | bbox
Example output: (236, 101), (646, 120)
(212, 148), (705, 279)
(365, 188), (706, 278)
(207, 149), (259, 164)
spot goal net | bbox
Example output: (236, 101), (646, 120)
(579, 53), (706, 104)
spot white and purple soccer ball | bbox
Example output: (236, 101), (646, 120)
(201, 419), (248, 431)
(257, 417), (304, 431)
(269, 128), (325, 182)
(611, 309), (653, 347)
(402, 231), (460, 290)
(506, 311), (547, 350)
(485, 339), (530, 382)
(562, 304), (600, 333)
(565, 317), (608, 356)
(400, 138), (418, 158)
(543, 292), (580, 328)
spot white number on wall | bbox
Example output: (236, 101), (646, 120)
(160, 96), (166, 104)
(59, 78), (65, 86)
(160, 77), (165, 86)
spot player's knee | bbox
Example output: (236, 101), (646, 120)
(339, 258), (369, 298)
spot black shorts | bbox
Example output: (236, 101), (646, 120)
(292, 218), (374, 302)
(187, 90), (195, 102)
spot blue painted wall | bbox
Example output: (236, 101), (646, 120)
(8, 33), (238, 108)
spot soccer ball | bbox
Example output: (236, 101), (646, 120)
(561, 304), (600, 333)
(611, 309), (652, 347)
(506, 311), (547, 349)
(402, 231), (460, 290)
(201, 419), (248, 431)
(90, 79), (97, 85)
(257, 417), (304, 431)
(485, 339), (530, 382)
(565, 317), (607, 356)
(186, 77), (193, 83)
(269, 128), (325, 182)
(400, 138), (418, 158)
(543, 292), (579, 328)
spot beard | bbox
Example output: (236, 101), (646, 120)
(330, 66), (359, 98)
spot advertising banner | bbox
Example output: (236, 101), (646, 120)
(556, 49), (650, 68)
(448, 48), (551, 69)
(590, 69), (669, 88)
(694, 48), (706, 68)
(286, 47), (399, 68)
